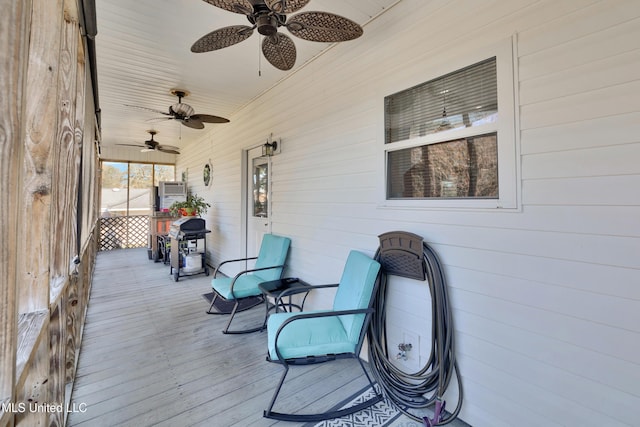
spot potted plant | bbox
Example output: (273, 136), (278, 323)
(169, 192), (210, 217)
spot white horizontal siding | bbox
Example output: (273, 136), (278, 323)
(176, 0), (640, 425)
(521, 112), (640, 155)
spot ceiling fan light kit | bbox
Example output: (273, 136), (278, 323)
(192, 0), (364, 71)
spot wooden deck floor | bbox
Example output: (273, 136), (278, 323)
(67, 248), (375, 427)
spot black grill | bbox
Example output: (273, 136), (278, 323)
(168, 217), (210, 240)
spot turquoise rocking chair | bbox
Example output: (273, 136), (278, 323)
(264, 250), (383, 421)
(208, 234), (291, 334)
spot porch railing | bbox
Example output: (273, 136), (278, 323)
(99, 215), (149, 251)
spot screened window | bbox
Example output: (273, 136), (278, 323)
(100, 161), (175, 216)
(383, 41), (518, 209)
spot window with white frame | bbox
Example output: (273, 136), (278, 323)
(383, 39), (518, 209)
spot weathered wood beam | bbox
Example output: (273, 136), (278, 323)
(49, 0), (80, 304)
(0, 0), (32, 424)
(48, 3), (81, 425)
(18, 0), (64, 314)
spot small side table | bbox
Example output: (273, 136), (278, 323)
(259, 278), (312, 327)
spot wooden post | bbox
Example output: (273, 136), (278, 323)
(64, 18), (86, 395)
(0, 0), (31, 424)
(17, 0), (64, 312)
(50, 2), (80, 300)
(49, 2), (81, 424)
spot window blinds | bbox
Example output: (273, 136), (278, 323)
(384, 57), (497, 144)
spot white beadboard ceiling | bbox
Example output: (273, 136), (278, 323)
(95, 0), (400, 155)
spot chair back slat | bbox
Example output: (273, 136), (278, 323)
(332, 251), (381, 343)
(254, 234), (291, 281)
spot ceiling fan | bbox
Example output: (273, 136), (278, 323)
(117, 131), (180, 154)
(126, 89), (230, 130)
(191, 0), (363, 71)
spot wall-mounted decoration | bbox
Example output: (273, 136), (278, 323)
(182, 169), (188, 182)
(203, 160), (212, 187)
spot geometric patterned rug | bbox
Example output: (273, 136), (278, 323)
(305, 384), (471, 427)
(304, 385), (403, 427)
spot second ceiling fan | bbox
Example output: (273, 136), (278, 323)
(127, 89), (230, 130)
(117, 130), (180, 154)
(191, 0), (364, 71)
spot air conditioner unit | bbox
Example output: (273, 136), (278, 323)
(158, 181), (186, 210)
(159, 181), (186, 196)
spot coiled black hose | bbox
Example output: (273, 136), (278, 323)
(367, 242), (463, 425)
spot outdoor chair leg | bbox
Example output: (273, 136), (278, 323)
(264, 364), (289, 419)
(206, 292), (266, 334)
(264, 356), (383, 422)
(206, 293), (218, 314)
(222, 298), (267, 334)
(221, 300), (240, 334)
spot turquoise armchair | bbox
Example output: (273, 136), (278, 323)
(264, 250), (382, 421)
(208, 234), (291, 334)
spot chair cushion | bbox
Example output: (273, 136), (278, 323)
(267, 311), (355, 361)
(211, 274), (266, 300)
(332, 251), (381, 341)
(254, 234), (291, 282)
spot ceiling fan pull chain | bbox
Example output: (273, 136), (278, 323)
(258, 35), (262, 77)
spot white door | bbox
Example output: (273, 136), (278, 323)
(246, 146), (270, 258)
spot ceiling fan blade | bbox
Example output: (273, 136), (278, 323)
(191, 113), (230, 124)
(181, 119), (206, 130)
(264, 0), (310, 14)
(191, 25), (254, 53)
(286, 12), (363, 42)
(262, 33), (297, 71)
(125, 104), (171, 116)
(146, 117), (175, 123)
(116, 143), (146, 148)
(157, 143), (180, 150)
(158, 147), (180, 154)
(202, 0), (253, 15)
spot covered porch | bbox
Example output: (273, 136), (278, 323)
(2, 0), (639, 426)
(67, 248), (449, 427)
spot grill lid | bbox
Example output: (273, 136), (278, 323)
(168, 217), (210, 239)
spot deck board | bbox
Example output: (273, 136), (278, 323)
(67, 248), (375, 426)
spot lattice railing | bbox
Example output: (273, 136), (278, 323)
(99, 215), (149, 251)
